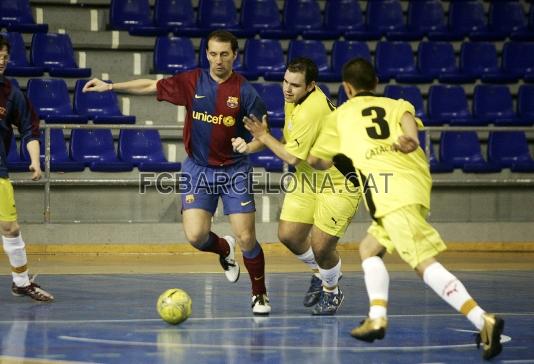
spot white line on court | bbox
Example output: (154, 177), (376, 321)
(135, 325), (300, 333)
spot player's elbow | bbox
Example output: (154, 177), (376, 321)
(286, 155), (300, 166)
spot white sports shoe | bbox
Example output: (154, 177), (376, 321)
(251, 294), (271, 315)
(219, 235), (240, 283)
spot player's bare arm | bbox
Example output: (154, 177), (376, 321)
(244, 114), (301, 166)
(231, 137), (264, 154)
(307, 154), (333, 170)
(392, 112), (420, 154)
(26, 140), (42, 181)
(82, 78), (158, 95)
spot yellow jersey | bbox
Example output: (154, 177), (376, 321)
(283, 87), (347, 191)
(310, 92), (431, 218)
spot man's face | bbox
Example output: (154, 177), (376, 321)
(0, 46), (9, 75)
(206, 39), (236, 80)
(282, 70), (314, 104)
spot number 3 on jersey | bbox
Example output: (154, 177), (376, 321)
(362, 106), (390, 139)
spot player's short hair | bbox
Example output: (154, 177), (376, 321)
(287, 57), (318, 85)
(342, 58), (377, 91)
(206, 30), (239, 53)
(0, 35), (10, 53)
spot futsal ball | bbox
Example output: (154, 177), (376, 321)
(157, 288), (192, 325)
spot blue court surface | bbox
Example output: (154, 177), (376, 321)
(0, 271), (533, 364)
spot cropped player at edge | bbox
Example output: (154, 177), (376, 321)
(307, 58), (504, 360)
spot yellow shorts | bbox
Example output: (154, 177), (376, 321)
(368, 204), (447, 268)
(0, 178), (18, 222)
(280, 179), (361, 237)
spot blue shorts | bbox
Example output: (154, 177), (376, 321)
(180, 157), (256, 215)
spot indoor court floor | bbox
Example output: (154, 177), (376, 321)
(0, 250), (533, 364)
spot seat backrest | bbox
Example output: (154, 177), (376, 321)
(460, 42), (499, 76)
(31, 33), (77, 68)
(26, 78), (73, 116)
(473, 85), (515, 120)
(74, 80), (122, 117)
(287, 40), (329, 72)
(198, 0), (238, 29)
(253, 83), (284, 118)
(283, 0), (323, 31)
(70, 129), (117, 162)
(489, 1), (527, 33)
(375, 41), (417, 78)
(439, 131), (485, 166)
(488, 131), (532, 165)
(428, 85), (470, 121)
(331, 41), (371, 74)
(1, 32), (30, 67)
(449, 0), (487, 35)
(0, 0), (35, 24)
(407, 0), (446, 33)
(367, 0), (405, 33)
(110, 0), (152, 30)
(324, 0), (364, 32)
(118, 129), (166, 162)
(198, 37), (242, 70)
(337, 84), (348, 106)
(154, 36), (196, 74)
(240, 0), (282, 30)
(154, 0), (196, 28)
(384, 85), (425, 118)
(244, 39), (285, 73)
(417, 41), (458, 77)
(518, 85), (534, 116)
(503, 42), (534, 75)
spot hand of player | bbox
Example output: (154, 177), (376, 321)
(231, 137), (248, 154)
(29, 162), (42, 181)
(392, 135), (419, 154)
(82, 78), (111, 93)
(243, 114), (269, 139)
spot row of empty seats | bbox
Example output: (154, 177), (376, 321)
(8, 129), (180, 173)
(0, 0), (47, 33)
(111, 0), (534, 41)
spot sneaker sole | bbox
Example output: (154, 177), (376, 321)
(483, 317), (504, 360)
(351, 328), (386, 343)
(253, 310), (271, 316)
(226, 264), (240, 283)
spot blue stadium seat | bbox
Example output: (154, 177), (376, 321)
(155, 0), (204, 37)
(418, 132), (454, 173)
(281, 0), (338, 39)
(198, 38), (244, 73)
(197, 0), (254, 37)
(0, 32), (44, 77)
(439, 131), (501, 173)
(26, 79), (88, 124)
(337, 84), (348, 106)
(153, 36), (196, 74)
(489, 1), (528, 37)
(366, 0), (421, 41)
(21, 129), (85, 172)
(0, 0), (48, 33)
(110, 0), (168, 36)
(460, 42), (519, 83)
(416, 41), (475, 83)
(6, 135), (30, 172)
(473, 85), (523, 126)
(384, 85), (427, 125)
(252, 83), (284, 128)
(241, 0), (295, 39)
(118, 129), (181, 172)
(331, 41), (371, 78)
(30, 33), (91, 78)
(488, 132), (534, 172)
(518, 85), (534, 125)
(70, 129), (133, 172)
(324, 0), (365, 38)
(428, 85), (476, 126)
(318, 84), (331, 99)
(375, 41), (432, 83)
(249, 128), (283, 172)
(285, 40), (336, 82)
(407, 0), (458, 41)
(243, 39), (285, 80)
(502, 42), (534, 81)
(448, 0), (491, 40)
(74, 80), (136, 124)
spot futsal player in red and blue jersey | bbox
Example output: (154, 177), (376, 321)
(83, 30), (271, 314)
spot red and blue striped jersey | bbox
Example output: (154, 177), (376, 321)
(157, 69), (267, 167)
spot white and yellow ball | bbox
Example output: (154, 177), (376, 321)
(156, 288), (192, 325)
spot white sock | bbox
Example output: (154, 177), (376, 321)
(318, 259), (341, 294)
(2, 235), (30, 287)
(296, 247), (319, 275)
(423, 262), (486, 330)
(362, 256), (389, 319)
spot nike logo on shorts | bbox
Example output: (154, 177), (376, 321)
(194, 94), (206, 99)
(240, 200), (253, 206)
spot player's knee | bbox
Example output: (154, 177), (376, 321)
(0, 222), (20, 238)
(184, 229), (209, 247)
(234, 230), (254, 248)
(311, 244), (332, 265)
(277, 229), (294, 246)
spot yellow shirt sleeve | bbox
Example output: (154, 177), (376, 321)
(284, 108), (319, 161)
(396, 99), (424, 129)
(309, 112), (339, 161)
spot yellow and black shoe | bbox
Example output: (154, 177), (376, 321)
(476, 313), (504, 360)
(350, 317), (388, 342)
